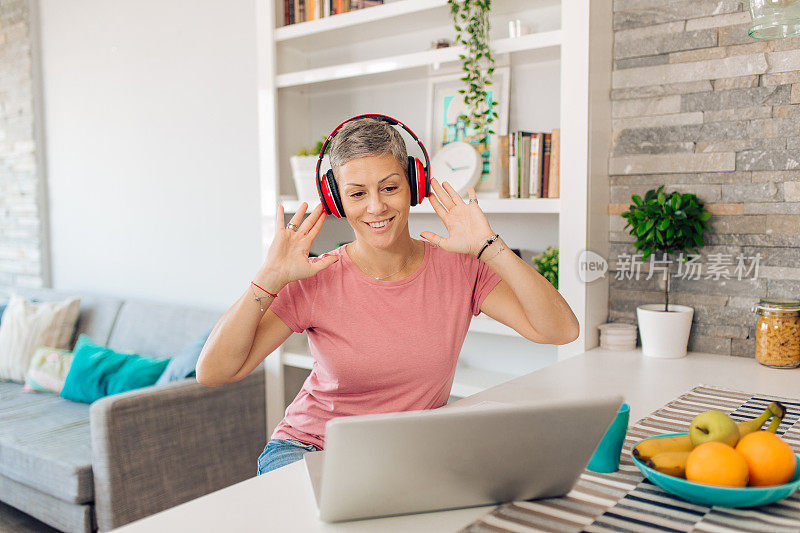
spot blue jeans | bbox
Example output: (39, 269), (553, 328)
(257, 439), (320, 475)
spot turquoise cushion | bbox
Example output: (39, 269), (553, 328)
(60, 334), (170, 404)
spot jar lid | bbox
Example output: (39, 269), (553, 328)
(753, 298), (800, 313)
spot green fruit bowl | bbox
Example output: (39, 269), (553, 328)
(631, 433), (800, 508)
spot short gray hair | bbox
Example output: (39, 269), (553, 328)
(329, 117), (408, 179)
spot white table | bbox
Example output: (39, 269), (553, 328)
(113, 348), (800, 532)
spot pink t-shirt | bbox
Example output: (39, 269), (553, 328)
(269, 241), (501, 450)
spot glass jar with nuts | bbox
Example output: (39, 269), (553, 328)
(752, 299), (800, 368)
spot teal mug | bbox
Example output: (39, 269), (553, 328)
(587, 402), (630, 473)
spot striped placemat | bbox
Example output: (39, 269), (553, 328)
(462, 385), (800, 533)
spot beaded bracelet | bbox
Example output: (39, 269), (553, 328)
(476, 234), (500, 260)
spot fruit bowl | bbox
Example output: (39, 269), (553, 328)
(631, 433), (800, 508)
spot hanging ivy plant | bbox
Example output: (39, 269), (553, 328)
(447, 0), (498, 141)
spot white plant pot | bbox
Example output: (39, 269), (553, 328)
(290, 155), (320, 205)
(636, 304), (694, 359)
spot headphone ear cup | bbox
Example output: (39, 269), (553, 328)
(407, 156), (418, 206)
(325, 169), (345, 218)
(415, 157), (428, 203)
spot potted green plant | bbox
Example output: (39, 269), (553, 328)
(533, 246), (558, 289)
(621, 185), (711, 358)
(290, 137), (326, 204)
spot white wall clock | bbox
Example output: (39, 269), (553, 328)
(430, 141), (482, 195)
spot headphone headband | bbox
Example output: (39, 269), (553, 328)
(314, 114), (431, 217)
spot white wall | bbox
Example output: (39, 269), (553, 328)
(38, 0), (261, 311)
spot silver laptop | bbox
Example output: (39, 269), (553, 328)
(304, 395), (623, 522)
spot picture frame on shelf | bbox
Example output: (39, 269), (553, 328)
(426, 67), (510, 193)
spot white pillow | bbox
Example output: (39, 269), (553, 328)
(0, 293), (81, 383)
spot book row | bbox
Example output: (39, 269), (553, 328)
(284, 0), (385, 25)
(493, 130), (560, 199)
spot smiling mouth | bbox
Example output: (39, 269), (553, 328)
(365, 217), (394, 229)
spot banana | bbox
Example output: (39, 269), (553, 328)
(633, 434), (693, 462)
(737, 402), (786, 438)
(766, 413), (783, 433)
(646, 451), (690, 478)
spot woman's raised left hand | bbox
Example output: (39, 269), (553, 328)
(420, 178), (496, 257)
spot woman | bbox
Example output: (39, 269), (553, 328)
(195, 117), (579, 476)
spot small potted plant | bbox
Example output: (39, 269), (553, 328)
(621, 186), (711, 358)
(533, 246), (558, 289)
(290, 137), (326, 204)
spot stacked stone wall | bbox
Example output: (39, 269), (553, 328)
(0, 0), (47, 288)
(609, 1), (800, 356)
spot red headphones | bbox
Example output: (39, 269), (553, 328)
(315, 114), (431, 218)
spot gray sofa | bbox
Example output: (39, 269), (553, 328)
(0, 286), (267, 532)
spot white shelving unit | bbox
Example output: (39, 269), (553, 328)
(255, 0), (612, 435)
(273, 0), (558, 49)
(275, 31), (561, 88)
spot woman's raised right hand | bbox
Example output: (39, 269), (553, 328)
(255, 203), (339, 293)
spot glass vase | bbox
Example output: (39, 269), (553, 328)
(749, 0), (800, 39)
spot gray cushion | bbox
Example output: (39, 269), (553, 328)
(106, 300), (220, 357)
(0, 472), (93, 533)
(0, 381), (93, 504)
(0, 286), (123, 348)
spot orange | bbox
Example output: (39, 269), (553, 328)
(685, 442), (749, 487)
(735, 431), (797, 487)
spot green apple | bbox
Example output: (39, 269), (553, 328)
(689, 410), (740, 447)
